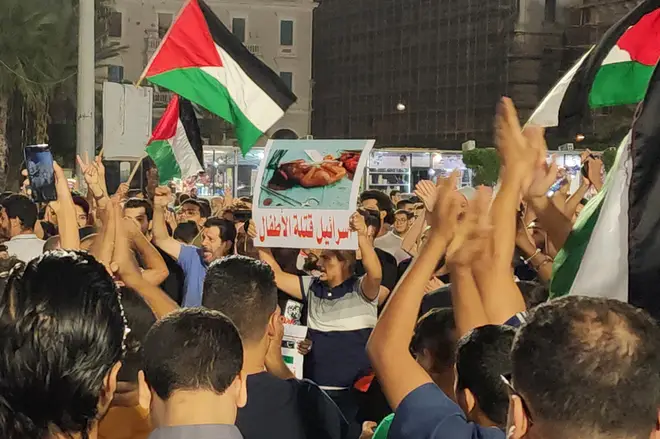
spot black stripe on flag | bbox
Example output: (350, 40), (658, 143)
(197, 0), (297, 112)
(628, 61), (660, 321)
(557, 0), (660, 136)
(178, 97), (204, 169)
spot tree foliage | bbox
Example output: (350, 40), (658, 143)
(0, 0), (123, 189)
(462, 148), (500, 187)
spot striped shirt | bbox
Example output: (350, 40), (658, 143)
(301, 275), (377, 389)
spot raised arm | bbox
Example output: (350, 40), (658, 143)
(350, 212), (382, 301)
(152, 186), (182, 260)
(247, 220), (304, 300)
(446, 188), (491, 338)
(52, 162), (80, 250)
(367, 173), (460, 410)
(124, 218), (169, 286)
(564, 179), (590, 221)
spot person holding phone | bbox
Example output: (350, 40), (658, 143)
(0, 195), (45, 262)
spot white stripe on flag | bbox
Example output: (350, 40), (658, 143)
(170, 119), (203, 179)
(526, 48), (593, 128)
(201, 44), (286, 133)
(569, 132), (631, 301)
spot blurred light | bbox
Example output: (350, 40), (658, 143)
(576, 134), (585, 142)
(257, 151), (265, 160)
(428, 168), (436, 177)
(396, 103), (406, 112)
(432, 153), (442, 165)
(213, 161), (219, 167)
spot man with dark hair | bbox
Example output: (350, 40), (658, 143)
(152, 186), (236, 307)
(202, 256), (348, 439)
(355, 209), (398, 305)
(507, 296), (660, 439)
(72, 195), (91, 228)
(0, 194), (45, 262)
(99, 289), (157, 439)
(139, 308), (246, 439)
(389, 190), (401, 206)
(124, 198), (184, 305)
(393, 210), (413, 237)
(396, 199), (414, 212)
(125, 198), (154, 237)
(179, 198), (209, 228)
(360, 191), (407, 263)
(0, 251), (126, 439)
(455, 325), (514, 430)
(174, 221), (200, 244)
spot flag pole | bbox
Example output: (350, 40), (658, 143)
(127, 156), (146, 186)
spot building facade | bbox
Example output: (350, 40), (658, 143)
(311, 0), (586, 149)
(105, 0), (316, 143)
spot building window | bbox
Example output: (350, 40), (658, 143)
(280, 20), (294, 46)
(158, 13), (173, 38)
(232, 17), (246, 43)
(580, 8), (592, 25)
(545, 0), (556, 22)
(109, 11), (122, 38)
(280, 71), (293, 90)
(108, 65), (124, 83)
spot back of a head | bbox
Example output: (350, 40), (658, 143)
(512, 296), (660, 438)
(173, 221), (199, 244)
(456, 324), (515, 428)
(411, 308), (457, 373)
(43, 235), (61, 252)
(118, 288), (156, 382)
(202, 255), (277, 343)
(0, 250), (125, 439)
(516, 281), (549, 310)
(360, 190), (394, 223)
(1, 194), (37, 230)
(142, 307), (243, 400)
(197, 198), (212, 218)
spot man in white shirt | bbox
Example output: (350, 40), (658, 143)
(360, 190), (409, 263)
(1, 194), (45, 262)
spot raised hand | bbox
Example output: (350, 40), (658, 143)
(153, 186), (171, 208)
(429, 170), (462, 238)
(76, 153), (103, 197)
(350, 211), (368, 237)
(415, 179), (438, 212)
(445, 187), (492, 268)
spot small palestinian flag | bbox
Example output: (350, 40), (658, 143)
(140, 0), (297, 154)
(527, 0), (660, 130)
(551, 60), (660, 321)
(146, 95), (204, 184)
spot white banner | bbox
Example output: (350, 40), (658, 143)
(102, 82), (153, 160)
(252, 139), (375, 250)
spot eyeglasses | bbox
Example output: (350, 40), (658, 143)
(500, 373), (534, 426)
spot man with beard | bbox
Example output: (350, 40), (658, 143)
(151, 186), (235, 307)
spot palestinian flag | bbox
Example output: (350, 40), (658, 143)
(140, 0), (297, 154)
(527, 0), (660, 131)
(551, 60), (660, 321)
(146, 95), (204, 184)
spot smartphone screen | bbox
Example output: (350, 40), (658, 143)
(24, 144), (56, 203)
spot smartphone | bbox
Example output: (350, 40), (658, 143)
(24, 144), (57, 203)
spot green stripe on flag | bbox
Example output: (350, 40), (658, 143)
(589, 61), (655, 107)
(148, 67), (264, 155)
(146, 139), (182, 184)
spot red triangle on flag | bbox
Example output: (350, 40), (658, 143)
(149, 95), (180, 143)
(145, 0), (223, 78)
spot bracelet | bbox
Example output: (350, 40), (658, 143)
(535, 257), (554, 270)
(524, 249), (541, 264)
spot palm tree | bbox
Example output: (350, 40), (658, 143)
(0, 0), (124, 189)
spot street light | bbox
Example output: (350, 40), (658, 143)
(396, 103), (406, 112)
(576, 134), (586, 142)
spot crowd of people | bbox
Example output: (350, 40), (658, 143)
(1, 98), (659, 439)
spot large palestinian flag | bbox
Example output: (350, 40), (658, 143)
(141, 0), (297, 154)
(551, 61), (660, 321)
(527, 0), (660, 130)
(146, 95), (204, 184)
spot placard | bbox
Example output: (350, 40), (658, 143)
(252, 139), (374, 249)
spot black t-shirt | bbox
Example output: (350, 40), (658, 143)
(355, 248), (398, 293)
(236, 372), (348, 439)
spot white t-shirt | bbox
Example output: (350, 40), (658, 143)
(374, 231), (409, 264)
(5, 234), (45, 263)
